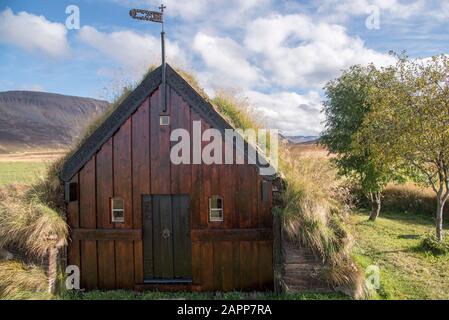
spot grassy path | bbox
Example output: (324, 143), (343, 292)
(350, 210), (449, 299)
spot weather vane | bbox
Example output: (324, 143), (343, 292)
(129, 4), (168, 112)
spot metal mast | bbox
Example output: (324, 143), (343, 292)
(130, 4), (167, 112)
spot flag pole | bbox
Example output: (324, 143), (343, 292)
(129, 4), (167, 112)
(159, 4), (167, 113)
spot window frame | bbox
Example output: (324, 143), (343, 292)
(209, 196), (224, 222)
(160, 115), (170, 126)
(111, 197), (125, 223)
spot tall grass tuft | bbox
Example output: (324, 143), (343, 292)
(0, 261), (51, 300)
(0, 184), (68, 258)
(0, 156), (68, 259)
(280, 152), (364, 297)
(212, 91), (262, 131)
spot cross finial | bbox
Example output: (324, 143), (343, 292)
(159, 4), (166, 13)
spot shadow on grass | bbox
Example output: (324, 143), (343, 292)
(353, 209), (438, 228)
(408, 236), (449, 256)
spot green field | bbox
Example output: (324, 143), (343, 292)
(351, 210), (449, 300)
(0, 162), (47, 185)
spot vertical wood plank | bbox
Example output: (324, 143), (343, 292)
(153, 196), (174, 278)
(259, 179), (273, 228)
(191, 110), (203, 228)
(213, 241), (233, 291)
(171, 89), (192, 194)
(132, 98), (150, 284)
(200, 120), (212, 227)
(97, 241), (115, 289)
(79, 158), (96, 228)
(258, 241), (273, 290)
(79, 158), (97, 290)
(239, 241), (259, 290)
(142, 195), (153, 279)
(232, 241), (241, 289)
(223, 165), (236, 229)
(113, 118), (133, 229)
(200, 241), (214, 291)
(173, 195), (192, 278)
(191, 241), (201, 285)
(96, 139), (113, 229)
(151, 86), (171, 194)
(113, 117), (133, 288)
(96, 139), (116, 289)
(115, 240), (134, 289)
(238, 165), (251, 228)
(251, 166), (259, 228)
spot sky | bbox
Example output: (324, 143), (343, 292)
(1, 0), (449, 136)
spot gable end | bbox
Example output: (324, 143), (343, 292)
(60, 66), (162, 181)
(60, 64), (276, 182)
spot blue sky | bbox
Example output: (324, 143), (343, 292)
(1, 0), (449, 135)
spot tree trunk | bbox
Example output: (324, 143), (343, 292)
(436, 200), (444, 242)
(368, 191), (381, 222)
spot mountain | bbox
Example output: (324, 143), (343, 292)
(0, 91), (109, 153)
(284, 135), (319, 144)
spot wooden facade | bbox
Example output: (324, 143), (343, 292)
(62, 65), (275, 291)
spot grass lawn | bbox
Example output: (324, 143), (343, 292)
(0, 162), (47, 185)
(350, 210), (449, 300)
(60, 290), (349, 300)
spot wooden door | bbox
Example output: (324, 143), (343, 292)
(142, 195), (192, 282)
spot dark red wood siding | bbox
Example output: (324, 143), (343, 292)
(66, 84), (273, 291)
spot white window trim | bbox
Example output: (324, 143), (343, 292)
(111, 198), (125, 223)
(209, 196), (223, 222)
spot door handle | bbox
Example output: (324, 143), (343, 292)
(162, 228), (171, 239)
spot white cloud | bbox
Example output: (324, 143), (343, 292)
(78, 25), (187, 75)
(0, 8), (70, 57)
(244, 14), (395, 88)
(193, 32), (263, 89)
(244, 90), (324, 136)
(141, 0), (270, 22)
(316, 0), (426, 22)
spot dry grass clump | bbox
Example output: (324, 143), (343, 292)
(280, 152), (364, 297)
(0, 161), (68, 298)
(212, 92), (262, 130)
(0, 261), (51, 300)
(0, 161), (68, 258)
(176, 67), (209, 100)
(381, 183), (448, 217)
(0, 186), (68, 258)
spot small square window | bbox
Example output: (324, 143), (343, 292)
(111, 198), (125, 223)
(209, 196), (223, 222)
(160, 115), (170, 126)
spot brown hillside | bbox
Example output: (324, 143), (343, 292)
(0, 91), (109, 154)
